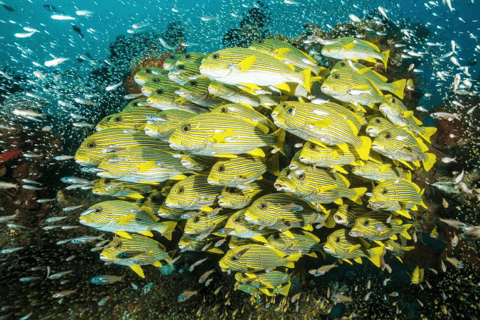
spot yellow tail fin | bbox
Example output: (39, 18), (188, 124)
(423, 153), (436, 171)
(401, 224), (412, 240)
(276, 281), (292, 296)
(160, 221), (177, 240)
(301, 67), (312, 93)
(382, 50), (390, 71)
(391, 79), (406, 99)
(420, 127), (437, 144)
(287, 252), (302, 263)
(350, 187), (366, 204)
(367, 246), (384, 267)
(356, 136), (372, 160)
(273, 129), (286, 155)
(266, 153), (280, 176)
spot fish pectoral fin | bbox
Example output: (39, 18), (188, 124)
(348, 244), (361, 253)
(332, 165), (348, 174)
(274, 82), (291, 92)
(252, 235), (269, 244)
(139, 230), (154, 237)
(208, 129), (236, 143)
(353, 257), (363, 264)
(317, 185), (338, 193)
(342, 258), (353, 265)
(301, 224), (313, 231)
(274, 48), (291, 56)
(153, 261), (163, 267)
(130, 264), (145, 278)
(117, 214), (136, 225)
(247, 148), (266, 158)
(115, 231), (132, 239)
(238, 55), (256, 72)
(374, 240), (385, 246)
(135, 161), (157, 173)
(128, 193), (145, 200)
(306, 252), (318, 258)
(342, 42), (356, 51)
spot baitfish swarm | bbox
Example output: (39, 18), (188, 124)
(74, 37), (436, 299)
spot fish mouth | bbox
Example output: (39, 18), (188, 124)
(141, 88), (152, 97)
(371, 143), (383, 153)
(323, 245), (333, 254)
(165, 200), (181, 209)
(75, 156), (96, 167)
(207, 178), (220, 185)
(368, 201), (386, 210)
(349, 230), (363, 237)
(333, 214), (344, 223)
(274, 182), (291, 192)
(134, 76), (146, 86)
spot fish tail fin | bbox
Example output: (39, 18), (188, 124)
(403, 246), (415, 252)
(382, 50), (390, 71)
(130, 264), (145, 278)
(367, 246), (384, 267)
(423, 153), (436, 171)
(401, 224), (412, 240)
(391, 79), (406, 99)
(159, 221), (177, 240)
(266, 152), (280, 176)
(273, 128), (286, 155)
(311, 65), (321, 76)
(356, 136), (372, 160)
(349, 187), (366, 204)
(276, 282), (292, 296)
(420, 127), (437, 144)
(302, 67), (312, 93)
(287, 252), (302, 263)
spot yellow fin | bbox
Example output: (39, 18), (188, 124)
(273, 128), (286, 155)
(266, 153), (280, 176)
(207, 248), (224, 254)
(343, 42), (356, 51)
(252, 235), (268, 244)
(130, 264), (145, 278)
(115, 231), (132, 239)
(403, 111), (414, 118)
(310, 119), (333, 127)
(357, 67), (372, 75)
(275, 82), (291, 92)
(333, 165), (348, 174)
(396, 210), (412, 219)
(302, 224), (313, 231)
(379, 164), (392, 173)
(391, 79), (406, 99)
(209, 129), (235, 143)
(351, 187), (366, 204)
(301, 67), (312, 93)
(136, 161), (156, 173)
(420, 127), (437, 143)
(364, 57), (377, 63)
(356, 136), (372, 161)
(402, 224), (412, 240)
(282, 230), (295, 239)
(348, 244), (361, 253)
(239, 102), (255, 109)
(255, 122), (270, 134)
(423, 153), (436, 171)
(276, 281), (292, 296)
(153, 261), (163, 267)
(374, 240), (385, 246)
(239, 55), (256, 72)
(127, 193), (145, 200)
(367, 246), (384, 267)
(342, 259), (353, 265)
(382, 50), (390, 71)
(317, 185), (338, 193)
(337, 143), (349, 153)
(307, 252), (318, 258)
(365, 41), (380, 51)
(371, 70), (388, 82)
(247, 148), (266, 158)
(139, 230), (154, 237)
(274, 48), (291, 56)
(353, 257), (363, 264)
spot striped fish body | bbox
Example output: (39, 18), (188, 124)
(250, 38), (321, 75)
(210, 103), (277, 133)
(122, 98), (152, 112)
(163, 52), (206, 71)
(321, 37), (389, 69)
(349, 212), (412, 241)
(352, 161), (408, 181)
(229, 236), (259, 248)
(368, 178), (424, 216)
(221, 208), (274, 240)
(165, 174), (223, 210)
(92, 178), (155, 199)
(321, 69), (385, 106)
(140, 190), (166, 215)
(218, 180), (275, 209)
(333, 203), (370, 227)
(208, 157), (266, 187)
(208, 81), (261, 107)
(272, 102), (371, 160)
(299, 142), (362, 171)
(168, 113), (285, 157)
(79, 200), (176, 238)
(176, 78), (227, 107)
(200, 47), (309, 90)
(310, 100), (365, 131)
(366, 117), (396, 137)
(244, 193), (325, 230)
(135, 67), (168, 85)
(179, 154), (217, 172)
(75, 129), (171, 167)
(147, 88), (207, 114)
(236, 270), (291, 290)
(97, 147), (193, 184)
(385, 239), (415, 259)
(323, 229), (383, 267)
(155, 203), (184, 220)
(141, 75), (180, 96)
(96, 109), (162, 131)
(184, 212), (229, 235)
(274, 165), (366, 205)
(144, 109), (197, 141)
(219, 244), (302, 272)
(168, 62), (201, 85)
(266, 230), (321, 256)
(100, 234), (171, 277)
(178, 233), (219, 253)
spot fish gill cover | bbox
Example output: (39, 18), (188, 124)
(0, 0), (480, 319)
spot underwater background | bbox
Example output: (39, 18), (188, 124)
(0, 0), (479, 319)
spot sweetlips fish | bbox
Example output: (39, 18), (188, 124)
(178, 233), (223, 254)
(271, 101), (371, 160)
(92, 178), (155, 200)
(146, 86), (207, 114)
(183, 211), (229, 236)
(97, 146), (194, 184)
(144, 109), (197, 140)
(75, 128), (171, 167)
(323, 229), (384, 267)
(244, 193), (327, 233)
(217, 180), (275, 209)
(379, 95), (437, 143)
(100, 234), (173, 278)
(209, 103), (277, 133)
(309, 99), (365, 130)
(163, 52), (206, 71)
(365, 116), (396, 137)
(352, 161), (411, 182)
(141, 74), (179, 96)
(79, 200), (176, 240)
(135, 67), (168, 85)
(207, 155), (279, 188)
(218, 208), (274, 243)
(368, 178), (426, 218)
(155, 203), (184, 220)
(139, 190), (167, 215)
(333, 202), (371, 227)
(96, 108), (162, 131)
(175, 78), (227, 107)
(318, 37), (390, 70)
(235, 271), (291, 296)
(321, 68), (386, 107)
(229, 236), (259, 248)
(331, 60), (405, 98)
(207, 80), (261, 107)
(250, 38), (324, 75)
(349, 211), (412, 242)
(122, 98), (152, 112)
(219, 244), (302, 272)
(266, 230), (322, 257)
(168, 62), (201, 85)
(178, 154), (217, 172)
(372, 127), (436, 171)
(168, 113), (285, 158)
(385, 239), (415, 262)
(200, 47), (312, 96)
(274, 164), (366, 207)
(165, 174), (223, 210)
(299, 141), (364, 174)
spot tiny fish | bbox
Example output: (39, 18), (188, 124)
(44, 57), (69, 67)
(445, 256), (464, 269)
(0, 212), (19, 223)
(45, 216), (68, 223)
(441, 157), (456, 163)
(19, 277), (42, 282)
(199, 269), (215, 284)
(22, 185), (43, 190)
(63, 205), (84, 212)
(54, 155), (74, 161)
(90, 275), (124, 285)
(48, 270), (73, 279)
(70, 234), (104, 244)
(178, 290), (198, 302)
(0, 182), (18, 189)
(0, 246), (22, 254)
(189, 257), (208, 272)
(106, 81), (123, 91)
(52, 289), (76, 298)
(98, 296), (110, 306)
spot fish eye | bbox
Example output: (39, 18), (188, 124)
(340, 62), (345, 67)
(167, 55), (176, 60)
(189, 80), (198, 86)
(156, 89), (164, 94)
(145, 69), (152, 74)
(95, 208), (101, 213)
(218, 165), (225, 172)
(104, 179), (111, 183)
(212, 54), (219, 59)
(258, 39), (264, 44)
(114, 117), (122, 123)
(384, 133), (391, 139)
(86, 142), (96, 148)
(220, 107), (228, 113)
(177, 186), (184, 194)
(133, 102), (138, 107)
(182, 125), (190, 132)
(382, 189), (388, 195)
(391, 98), (396, 103)
(178, 65), (185, 70)
(297, 173), (305, 179)
(282, 103), (287, 109)
(287, 108), (294, 114)
(193, 216), (200, 222)
(335, 237), (340, 243)
(333, 74), (340, 80)
(152, 78), (160, 83)
(309, 143), (316, 150)
(375, 119), (381, 124)
(259, 203), (267, 210)
(185, 54), (191, 59)
(363, 220), (369, 226)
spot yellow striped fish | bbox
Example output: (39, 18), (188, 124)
(168, 62), (201, 85)
(368, 178), (426, 218)
(96, 109), (162, 131)
(97, 146), (193, 184)
(155, 203), (184, 220)
(168, 113), (285, 158)
(200, 47), (312, 96)
(219, 244), (302, 272)
(372, 127), (436, 171)
(140, 190), (167, 215)
(178, 233), (223, 254)
(165, 174), (223, 210)
(310, 100), (365, 131)
(385, 239), (415, 262)
(272, 102), (371, 160)
(250, 38), (323, 75)
(229, 236), (260, 248)
(175, 78), (227, 107)
(163, 52), (206, 71)
(184, 211), (229, 238)
(349, 211), (412, 242)
(274, 164), (366, 206)
(79, 200), (176, 239)
(135, 67), (168, 85)
(100, 234), (173, 278)
(208, 81), (262, 107)
(323, 229), (384, 267)
(141, 74), (179, 96)
(331, 60), (405, 98)
(209, 103), (277, 133)
(379, 95), (437, 143)
(352, 161), (410, 181)
(266, 230), (321, 257)
(218, 208), (274, 243)
(122, 98), (153, 112)
(147, 88), (207, 114)
(144, 109), (197, 141)
(207, 156), (275, 187)
(299, 141), (363, 174)
(333, 203), (371, 227)
(319, 37), (390, 70)
(92, 178), (155, 200)
(75, 129), (171, 167)
(217, 180), (275, 209)
(235, 271), (291, 296)
(365, 117), (396, 137)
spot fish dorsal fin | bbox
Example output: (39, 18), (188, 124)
(365, 41), (380, 52)
(115, 231), (132, 239)
(239, 56), (256, 72)
(274, 48), (291, 56)
(353, 257), (363, 264)
(357, 67), (372, 75)
(130, 264), (145, 278)
(139, 230), (154, 237)
(348, 244), (361, 253)
(275, 82), (291, 92)
(153, 261), (163, 267)
(371, 70), (388, 82)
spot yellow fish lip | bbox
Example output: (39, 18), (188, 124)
(323, 245), (334, 254)
(349, 229), (363, 237)
(75, 155), (96, 166)
(134, 76), (146, 86)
